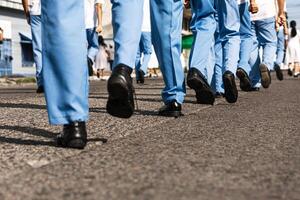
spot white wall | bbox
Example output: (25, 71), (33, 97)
(0, 8), (35, 76)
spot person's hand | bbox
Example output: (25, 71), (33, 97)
(249, 1), (259, 14)
(96, 25), (103, 33)
(184, 0), (190, 9)
(276, 13), (287, 32)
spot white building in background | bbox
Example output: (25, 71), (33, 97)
(0, 0), (114, 76)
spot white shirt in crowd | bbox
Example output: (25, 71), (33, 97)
(236, 0), (248, 5)
(251, 0), (277, 21)
(286, 29), (300, 63)
(142, 0), (151, 32)
(29, 0), (41, 16)
(85, 0), (105, 29)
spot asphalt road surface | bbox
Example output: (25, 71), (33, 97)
(0, 75), (299, 200)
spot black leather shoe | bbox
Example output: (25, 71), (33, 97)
(158, 101), (183, 118)
(36, 86), (44, 94)
(57, 122), (87, 149)
(87, 57), (94, 77)
(106, 64), (134, 118)
(259, 63), (271, 88)
(215, 92), (224, 98)
(236, 68), (251, 91)
(187, 68), (215, 105)
(274, 64), (283, 81)
(222, 71), (238, 103)
(136, 70), (145, 84)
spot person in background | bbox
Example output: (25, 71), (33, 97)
(286, 20), (300, 77)
(85, 0), (104, 76)
(107, 44), (114, 71)
(235, 0), (257, 92)
(0, 27), (3, 44)
(274, 26), (286, 80)
(95, 35), (109, 80)
(135, 0), (153, 84)
(249, 0), (286, 90)
(22, 0), (44, 93)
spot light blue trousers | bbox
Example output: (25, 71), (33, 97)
(238, 2), (253, 75)
(249, 17), (277, 87)
(216, 0), (240, 74)
(135, 31), (152, 77)
(42, 0), (89, 125)
(86, 28), (99, 62)
(111, 0), (185, 104)
(30, 15), (43, 87)
(213, 21), (224, 93)
(275, 28), (285, 65)
(189, 0), (216, 81)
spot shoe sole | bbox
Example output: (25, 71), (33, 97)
(57, 138), (86, 149)
(259, 64), (271, 88)
(158, 110), (183, 118)
(107, 77), (134, 118)
(187, 77), (215, 105)
(223, 74), (238, 104)
(274, 66), (283, 81)
(236, 69), (251, 92)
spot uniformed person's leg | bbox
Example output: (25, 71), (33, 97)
(30, 15), (43, 93)
(236, 1), (253, 92)
(187, 0), (216, 105)
(213, 33), (224, 97)
(135, 41), (143, 83)
(42, 0), (89, 149)
(107, 0), (143, 118)
(139, 32), (152, 77)
(217, 0), (240, 103)
(136, 32), (152, 84)
(256, 17), (277, 88)
(86, 28), (99, 76)
(212, 12), (224, 97)
(151, 0), (185, 117)
(274, 28), (284, 80)
(249, 21), (261, 90)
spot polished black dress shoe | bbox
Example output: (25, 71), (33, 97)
(187, 68), (215, 105)
(215, 92), (224, 98)
(57, 122), (87, 149)
(236, 68), (251, 91)
(87, 57), (94, 77)
(136, 70), (145, 84)
(106, 64), (134, 118)
(259, 63), (271, 88)
(274, 63), (283, 81)
(158, 101), (183, 118)
(222, 71), (238, 103)
(36, 86), (44, 94)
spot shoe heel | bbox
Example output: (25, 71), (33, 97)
(259, 65), (271, 88)
(223, 74), (238, 104)
(187, 76), (203, 90)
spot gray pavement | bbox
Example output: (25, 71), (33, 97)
(0, 75), (299, 200)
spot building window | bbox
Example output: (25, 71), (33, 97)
(19, 33), (34, 67)
(0, 39), (13, 76)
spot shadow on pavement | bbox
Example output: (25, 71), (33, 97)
(0, 103), (46, 110)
